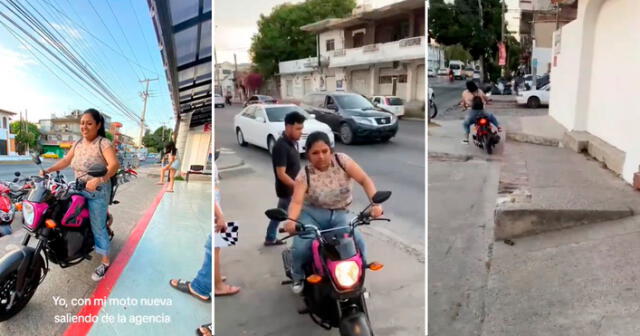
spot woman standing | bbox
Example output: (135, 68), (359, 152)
(42, 108), (119, 281)
(158, 142), (179, 192)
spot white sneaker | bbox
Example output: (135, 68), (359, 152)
(92, 263), (110, 281)
(291, 280), (304, 295)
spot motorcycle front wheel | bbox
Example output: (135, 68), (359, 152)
(339, 311), (373, 336)
(0, 253), (44, 321)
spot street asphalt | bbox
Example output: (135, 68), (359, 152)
(215, 103), (425, 250)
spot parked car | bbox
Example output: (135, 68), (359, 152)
(233, 104), (334, 154)
(428, 68), (435, 77)
(300, 91), (398, 145)
(463, 67), (475, 79)
(42, 152), (58, 159)
(516, 84), (550, 108)
(437, 68), (449, 76)
(472, 70), (481, 80)
(214, 93), (225, 108)
(243, 95), (277, 107)
(371, 96), (405, 117)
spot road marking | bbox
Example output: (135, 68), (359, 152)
(63, 185), (167, 336)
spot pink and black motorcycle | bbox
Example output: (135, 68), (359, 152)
(266, 191), (392, 336)
(0, 155), (117, 321)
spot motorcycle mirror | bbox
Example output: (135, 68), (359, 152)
(14, 171), (20, 177)
(32, 153), (42, 165)
(265, 208), (289, 221)
(87, 164), (108, 177)
(371, 191), (392, 204)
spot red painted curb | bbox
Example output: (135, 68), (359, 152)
(63, 185), (167, 336)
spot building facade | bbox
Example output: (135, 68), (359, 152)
(279, 0), (425, 104)
(549, 0), (640, 184)
(0, 109), (17, 156)
(39, 111), (112, 157)
(519, 0), (578, 75)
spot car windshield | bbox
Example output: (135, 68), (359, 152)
(265, 106), (311, 122)
(387, 97), (403, 106)
(450, 64), (461, 70)
(335, 95), (376, 110)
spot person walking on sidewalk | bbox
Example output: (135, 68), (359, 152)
(157, 142), (179, 192)
(462, 96), (501, 144)
(284, 132), (384, 294)
(42, 108), (120, 281)
(264, 111), (306, 246)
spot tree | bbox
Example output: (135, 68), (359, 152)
(244, 73), (263, 95)
(10, 121), (40, 155)
(250, 0), (356, 78)
(429, 0), (505, 81)
(105, 131), (114, 142)
(142, 127), (173, 153)
(444, 44), (472, 64)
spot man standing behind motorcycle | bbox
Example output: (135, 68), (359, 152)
(284, 132), (383, 294)
(462, 96), (501, 144)
(42, 108), (120, 281)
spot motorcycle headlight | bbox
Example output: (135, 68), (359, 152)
(333, 260), (360, 288)
(352, 117), (376, 125)
(22, 202), (34, 226)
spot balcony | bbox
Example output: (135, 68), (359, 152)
(329, 36), (424, 68)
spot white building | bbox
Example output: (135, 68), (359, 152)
(428, 40), (446, 72)
(279, 0), (425, 104)
(0, 109), (16, 156)
(549, 0), (640, 184)
(214, 61), (251, 99)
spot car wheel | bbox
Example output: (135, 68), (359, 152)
(527, 96), (541, 108)
(236, 128), (247, 146)
(267, 136), (276, 154)
(340, 123), (355, 145)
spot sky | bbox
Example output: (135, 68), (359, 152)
(0, 0), (174, 139)
(215, 0), (403, 65)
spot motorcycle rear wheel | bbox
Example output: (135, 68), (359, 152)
(484, 136), (493, 155)
(0, 254), (44, 322)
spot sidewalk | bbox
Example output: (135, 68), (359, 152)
(81, 180), (212, 336)
(215, 168), (425, 335)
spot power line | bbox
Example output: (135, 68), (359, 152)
(85, 0), (143, 82)
(127, 0), (157, 70)
(105, 0), (148, 78)
(38, 0), (131, 98)
(0, 5), (140, 122)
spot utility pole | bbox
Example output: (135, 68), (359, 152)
(477, 0), (485, 83)
(138, 78), (158, 148)
(214, 47), (222, 96)
(500, 0), (506, 77)
(555, 3), (561, 30)
(234, 53), (239, 102)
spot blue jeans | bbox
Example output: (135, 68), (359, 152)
(80, 182), (111, 256)
(265, 197), (291, 242)
(291, 206), (367, 281)
(0, 224), (12, 236)
(191, 234), (212, 297)
(463, 111), (500, 136)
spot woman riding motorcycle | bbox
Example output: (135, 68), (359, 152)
(41, 108), (120, 281)
(284, 132), (384, 293)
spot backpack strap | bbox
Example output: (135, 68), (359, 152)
(334, 153), (346, 172)
(305, 166), (310, 194)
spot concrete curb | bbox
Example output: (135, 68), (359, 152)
(494, 206), (634, 240)
(0, 160), (33, 165)
(506, 131), (560, 147)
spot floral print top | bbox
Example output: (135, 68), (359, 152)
(297, 153), (353, 209)
(70, 136), (112, 182)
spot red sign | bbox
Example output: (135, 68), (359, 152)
(498, 42), (507, 66)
